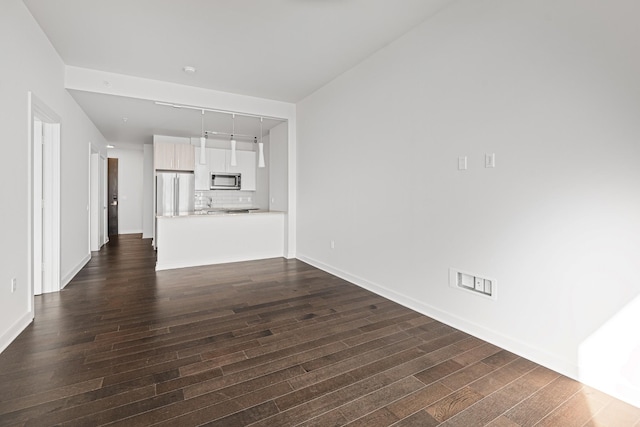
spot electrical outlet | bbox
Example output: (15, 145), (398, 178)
(330, 240), (335, 250)
(450, 268), (497, 300)
(11, 278), (16, 293)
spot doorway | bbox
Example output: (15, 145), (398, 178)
(28, 92), (61, 297)
(90, 148), (107, 251)
(108, 158), (119, 236)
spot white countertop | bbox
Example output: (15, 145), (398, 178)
(157, 209), (284, 219)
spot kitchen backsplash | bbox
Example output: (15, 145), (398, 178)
(195, 190), (256, 210)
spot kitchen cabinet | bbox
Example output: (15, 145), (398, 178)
(154, 141), (195, 171)
(156, 212), (285, 271)
(209, 149), (228, 174)
(194, 147), (257, 191)
(228, 151), (256, 191)
(174, 144), (195, 171)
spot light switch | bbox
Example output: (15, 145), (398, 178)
(485, 153), (495, 168)
(458, 156), (468, 170)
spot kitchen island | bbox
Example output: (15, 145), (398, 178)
(155, 210), (285, 271)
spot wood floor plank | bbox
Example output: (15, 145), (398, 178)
(21, 385), (156, 426)
(535, 388), (609, 427)
(0, 378), (103, 414)
(440, 366), (561, 426)
(338, 376), (425, 422)
(343, 407), (398, 427)
(386, 382), (453, 419)
(503, 374), (584, 426)
(585, 397), (640, 427)
(0, 234), (637, 427)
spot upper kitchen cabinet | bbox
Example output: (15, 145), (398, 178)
(174, 144), (195, 171)
(209, 148), (228, 174)
(194, 147), (257, 191)
(153, 136), (195, 171)
(228, 150), (256, 191)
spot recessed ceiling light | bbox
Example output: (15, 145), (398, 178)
(183, 66), (196, 74)
(122, 117), (128, 123)
(106, 144), (115, 148)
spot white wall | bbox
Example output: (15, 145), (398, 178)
(297, 0), (640, 408)
(269, 122), (289, 213)
(0, 0), (106, 352)
(61, 97), (108, 285)
(108, 145), (144, 234)
(142, 144), (154, 238)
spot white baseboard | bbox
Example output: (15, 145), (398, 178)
(0, 311), (33, 354)
(118, 229), (143, 235)
(61, 253), (91, 289)
(296, 254), (579, 381)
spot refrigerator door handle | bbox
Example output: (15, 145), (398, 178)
(175, 176), (180, 214)
(173, 176), (178, 215)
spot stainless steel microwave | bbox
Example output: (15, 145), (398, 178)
(211, 173), (241, 190)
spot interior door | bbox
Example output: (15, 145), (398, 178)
(108, 158), (118, 236)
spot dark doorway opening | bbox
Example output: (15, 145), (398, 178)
(108, 158), (118, 236)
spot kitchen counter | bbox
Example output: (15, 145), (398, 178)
(157, 209), (279, 218)
(155, 210), (285, 271)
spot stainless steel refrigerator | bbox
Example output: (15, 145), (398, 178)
(156, 172), (195, 216)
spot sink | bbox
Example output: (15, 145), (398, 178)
(194, 208), (259, 215)
(205, 208), (254, 214)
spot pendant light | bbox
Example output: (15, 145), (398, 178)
(258, 117), (265, 168)
(199, 109), (206, 164)
(230, 114), (237, 167)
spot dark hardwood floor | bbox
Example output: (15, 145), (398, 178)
(1, 234), (638, 426)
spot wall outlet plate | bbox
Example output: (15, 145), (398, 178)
(449, 268), (497, 300)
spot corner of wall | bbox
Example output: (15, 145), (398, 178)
(61, 253), (91, 289)
(0, 311), (33, 354)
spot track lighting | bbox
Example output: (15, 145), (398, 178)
(230, 114), (237, 167)
(199, 110), (206, 164)
(258, 118), (265, 168)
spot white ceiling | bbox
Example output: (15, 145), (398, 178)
(24, 0), (457, 144)
(68, 90), (284, 145)
(24, 0), (455, 102)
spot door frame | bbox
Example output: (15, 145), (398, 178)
(28, 92), (61, 297)
(89, 145), (106, 251)
(103, 155), (109, 244)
